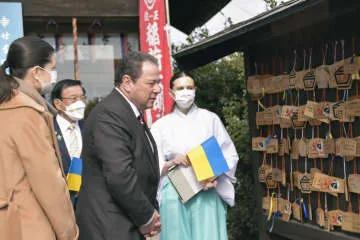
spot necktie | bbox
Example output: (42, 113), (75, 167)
(138, 114), (155, 153)
(68, 123), (80, 158)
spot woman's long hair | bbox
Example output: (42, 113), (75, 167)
(0, 36), (54, 103)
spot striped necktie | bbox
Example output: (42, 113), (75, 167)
(68, 123), (80, 158)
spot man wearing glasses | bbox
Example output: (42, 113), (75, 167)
(51, 79), (87, 207)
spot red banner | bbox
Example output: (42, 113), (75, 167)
(139, 0), (173, 126)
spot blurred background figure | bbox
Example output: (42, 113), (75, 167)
(51, 79), (87, 207)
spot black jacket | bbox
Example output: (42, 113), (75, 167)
(76, 90), (160, 240)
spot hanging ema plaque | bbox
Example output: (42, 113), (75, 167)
(303, 70), (316, 90)
(299, 174), (312, 193)
(289, 68), (296, 89)
(334, 65), (353, 90)
(258, 164), (271, 183)
(266, 172), (278, 189)
(316, 207), (326, 227)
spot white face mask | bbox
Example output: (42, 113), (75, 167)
(38, 66), (58, 94)
(64, 100), (86, 121)
(174, 89), (195, 109)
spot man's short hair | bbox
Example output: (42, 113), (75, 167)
(50, 79), (85, 106)
(114, 52), (158, 86)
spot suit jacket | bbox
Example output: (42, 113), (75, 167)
(76, 90), (160, 240)
(54, 118), (84, 176)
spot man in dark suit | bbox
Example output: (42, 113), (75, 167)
(76, 52), (162, 240)
(51, 79), (87, 206)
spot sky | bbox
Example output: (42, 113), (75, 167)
(170, 0), (278, 45)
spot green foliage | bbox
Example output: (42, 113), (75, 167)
(264, 0), (279, 9)
(173, 29), (258, 239)
(263, 0), (286, 10)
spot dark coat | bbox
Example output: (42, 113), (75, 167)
(76, 90), (160, 240)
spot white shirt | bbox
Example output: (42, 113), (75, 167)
(56, 115), (83, 156)
(150, 104), (239, 206)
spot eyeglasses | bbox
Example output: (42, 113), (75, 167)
(61, 95), (87, 102)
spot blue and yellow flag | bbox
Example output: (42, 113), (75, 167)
(67, 157), (82, 192)
(187, 136), (229, 182)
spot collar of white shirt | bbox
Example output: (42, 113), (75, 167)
(115, 87), (140, 118)
(173, 104), (198, 117)
(56, 114), (79, 132)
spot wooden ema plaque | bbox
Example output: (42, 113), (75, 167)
(279, 138), (290, 156)
(266, 139), (278, 154)
(289, 68), (296, 89)
(312, 172), (345, 194)
(303, 70), (316, 90)
(256, 111), (273, 126)
(271, 168), (286, 187)
(308, 138), (334, 159)
(276, 198), (292, 222)
(291, 140), (300, 160)
(324, 212), (331, 231)
(316, 207), (326, 227)
(304, 101), (316, 119)
(264, 75), (288, 94)
(309, 119), (322, 126)
(335, 137), (356, 157)
(252, 137), (267, 151)
(310, 168), (322, 187)
(303, 101), (329, 124)
(342, 212), (360, 233)
(346, 98), (360, 117)
(308, 201), (313, 221)
(252, 137), (278, 153)
(262, 196), (271, 210)
(298, 105), (309, 122)
(281, 199), (292, 222)
(291, 109), (307, 129)
(266, 172), (278, 189)
(247, 75), (261, 95)
(330, 101), (355, 122)
(271, 105), (281, 125)
(258, 164), (271, 183)
(348, 174), (360, 193)
(308, 138), (326, 159)
(293, 171), (303, 190)
(334, 65), (353, 90)
(315, 65), (330, 89)
(355, 137), (360, 157)
(263, 76), (275, 94)
(322, 103), (331, 118)
(296, 70), (306, 89)
(343, 56), (360, 75)
(292, 201), (302, 222)
(280, 117), (292, 128)
(327, 210), (344, 229)
(329, 61), (342, 88)
(299, 174), (312, 194)
(281, 105), (297, 120)
(298, 139), (307, 157)
(313, 102), (330, 124)
(281, 170), (286, 187)
(272, 168), (282, 182)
